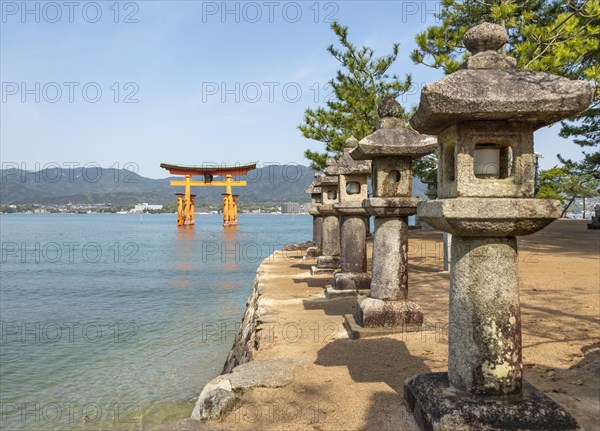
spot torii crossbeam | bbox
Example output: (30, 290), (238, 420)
(160, 162), (257, 227)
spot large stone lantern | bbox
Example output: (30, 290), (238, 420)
(311, 167), (340, 275)
(305, 175), (324, 257)
(348, 97), (436, 331)
(325, 137), (371, 295)
(405, 23), (595, 430)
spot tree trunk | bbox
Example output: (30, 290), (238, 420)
(561, 197), (576, 218)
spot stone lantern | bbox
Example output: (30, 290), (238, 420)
(348, 97), (436, 331)
(305, 175), (324, 257)
(424, 181), (437, 200)
(310, 166), (340, 275)
(405, 23), (595, 430)
(324, 137), (371, 295)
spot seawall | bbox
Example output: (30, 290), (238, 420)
(221, 265), (263, 374)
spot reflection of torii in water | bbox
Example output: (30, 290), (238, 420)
(160, 162), (257, 227)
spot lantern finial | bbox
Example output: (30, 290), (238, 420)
(377, 96), (403, 119)
(463, 22), (507, 54)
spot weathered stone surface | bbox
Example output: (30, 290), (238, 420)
(316, 255), (339, 268)
(459, 51), (516, 70)
(228, 358), (305, 389)
(191, 375), (238, 420)
(334, 201), (370, 216)
(370, 157), (413, 197)
(333, 271), (371, 291)
(192, 359), (306, 421)
(351, 128), (437, 159)
(319, 213), (339, 259)
(307, 207), (321, 217)
(463, 22), (507, 54)
(434, 122), (538, 199)
(344, 313), (426, 339)
(410, 69), (595, 135)
(449, 236), (521, 395)
(370, 217), (410, 300)
(325, 286), (361, 298)
(313, 172), (324, 186)
(405, 373), (579, 431)
(338, 215), (367, 273)
(306, 246), (320, 258)
(418, 198), (560, 237)
(319, 174), (338, 186)
(325, 144), (371, 176)
(317, 204), (337, 217)
(312, 216), (323, 246)
(358, 297), (423, 328)
(377, 95), (405, 118)
(378, 116), (405, 129)
(364, 197), (419, 217)
(223, 276), (262, 374)
(310, 265), (336, 275)
(307, 177), (325, 254)
(304, 183), (322, 195)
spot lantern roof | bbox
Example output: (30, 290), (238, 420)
(320, 173), (339, 186)
(305, 182), (322, 195)
(351, 128), (437, 160)
(325, 138), (371, 175)
(351, 97), (436, 160)
(409, 23), (595, 135)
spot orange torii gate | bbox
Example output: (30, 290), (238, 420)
(160, 162), (257, 227)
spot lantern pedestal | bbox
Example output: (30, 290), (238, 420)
(352, 197), (425, 332)
(321, 138), (371, 289)
(306, 208), (323, 257)
(311, 204), (340, 275)
(331, 203), (371, 292)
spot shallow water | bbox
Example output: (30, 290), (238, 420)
(0, 213), (311, 430)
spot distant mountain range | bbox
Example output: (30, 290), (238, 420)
(0, 165), (427, 205)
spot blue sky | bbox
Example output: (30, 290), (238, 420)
(1, 1), (587, 178)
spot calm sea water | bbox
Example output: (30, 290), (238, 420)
(0, 213), (311, 431)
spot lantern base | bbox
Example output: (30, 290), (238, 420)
(325, 286), (369, 299)
(305, 246), (321, 258)
(310, 266), (336, 276)
(333, 271), (371, 291)
(358, 297), (423, 328)
(404, 372), (579, 431)
(316, 255), (340, 269)
(343, 313), (428, 340)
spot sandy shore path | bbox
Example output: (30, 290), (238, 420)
(180, 219), (599, 431)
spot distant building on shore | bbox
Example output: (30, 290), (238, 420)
(281, 202), (301, 214)
(133, 203), (163, 213)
